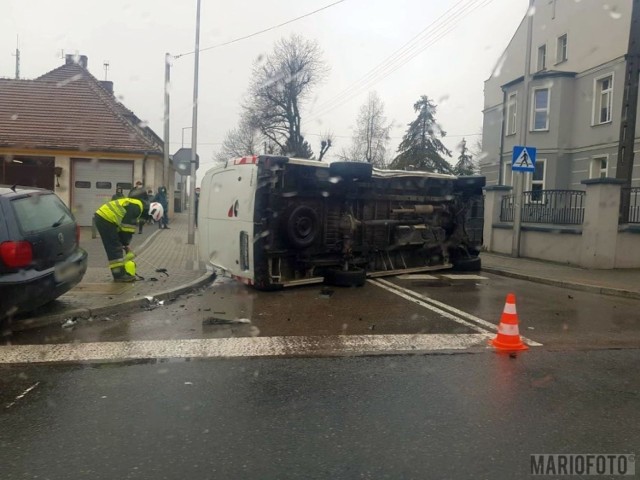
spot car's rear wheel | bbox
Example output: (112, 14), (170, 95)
(323, 266), (366, 287)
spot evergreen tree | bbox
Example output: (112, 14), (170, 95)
(453, 138), (477, 175)
(389, 95), (452, 173)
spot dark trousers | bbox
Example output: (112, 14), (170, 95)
(94, 215), (126, 262)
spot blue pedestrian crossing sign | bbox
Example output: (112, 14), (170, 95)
(512, 146), (536, 172)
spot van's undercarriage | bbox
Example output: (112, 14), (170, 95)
(252, 158), (484, 289)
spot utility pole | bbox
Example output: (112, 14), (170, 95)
(511, 0), (535, 257)
(163, 53), (171, 194)
(13, 36), (20, 79)
(187, 0), (201, 245)
(616, 0), (640, 222)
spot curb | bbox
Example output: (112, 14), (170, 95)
(482, 266), (640, 300)
(11, 271), (215, 333)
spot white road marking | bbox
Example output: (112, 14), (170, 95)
(0, 334), (493, 364)
(396, 274), (439, 280)
(440, 274), (489, 280)
(368, 280), (490, 334)
(374, 278), (543, 347)
(5, 382), (40, 409)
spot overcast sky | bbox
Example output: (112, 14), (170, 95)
(2, 0), (527, 177)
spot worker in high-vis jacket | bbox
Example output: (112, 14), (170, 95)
(94, 190), (163, 282)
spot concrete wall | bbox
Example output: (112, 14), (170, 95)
(615, 230), (640, 268)
(484, 179), (640, 269)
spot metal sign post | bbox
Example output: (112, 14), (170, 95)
(512, 0), (535, 258)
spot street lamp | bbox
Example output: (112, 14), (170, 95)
(187, 0), (201, 245)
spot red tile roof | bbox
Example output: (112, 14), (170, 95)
(0, 63), (163, 154)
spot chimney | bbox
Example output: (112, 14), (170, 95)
(99, 80), (114, 95)
(64, 54), (88, 69)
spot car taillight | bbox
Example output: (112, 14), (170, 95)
(0, 241), (33, 268)
(76, 224), (80, 246)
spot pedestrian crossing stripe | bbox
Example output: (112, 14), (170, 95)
(440, 275), (489, 280)
(396, 274), (488, 281)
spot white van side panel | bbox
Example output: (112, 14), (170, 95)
(198, 164), (257, 281)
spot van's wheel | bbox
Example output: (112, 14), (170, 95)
(284, 205), (320, 249)
(329, 162), (373, 180)
(451, 256), (481, 272)
(324, 266), (366, 287)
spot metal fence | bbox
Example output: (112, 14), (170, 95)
(500, 190), (585, 225)
(622, 187), (640, 224)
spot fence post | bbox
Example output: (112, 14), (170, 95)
(579, 178), (624, 268)
(482, 185), (513, 252)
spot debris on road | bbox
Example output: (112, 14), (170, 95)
(319, 287), (334, 298)
(61, 318), (77, 329)
(143, 296), (165, 311)
(202, 317), (251, 326)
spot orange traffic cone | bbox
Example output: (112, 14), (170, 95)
(490, 293), (528, 351)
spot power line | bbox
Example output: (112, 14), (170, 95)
(309, 0), (494, 120)
(310, 0), (492, 119)
(309, 0), (472, 117)
(174, 0), (346, 58)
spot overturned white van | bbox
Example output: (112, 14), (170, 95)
(198, 155), (484, 290)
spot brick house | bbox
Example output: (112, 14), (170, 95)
(0, 54), (172, 226)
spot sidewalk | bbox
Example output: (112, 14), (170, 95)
(15, 213), (211, 330)
(482, 252), (640, 300)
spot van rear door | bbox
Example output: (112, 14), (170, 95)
(198, 163), (257, 280)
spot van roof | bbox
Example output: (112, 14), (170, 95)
(220, 155), (458, 180)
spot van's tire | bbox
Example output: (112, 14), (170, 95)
(451, 256), (481, 272)
(284, 205), (320, 249)
(329, 162), (373, 180)
(324, 266), (366, 287)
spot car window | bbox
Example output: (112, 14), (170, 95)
(11, 193), (74, 233)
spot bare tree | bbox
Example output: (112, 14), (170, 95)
(341, 92), (392, 167)
(317, 132), (334, 161)
(214, 118), (262, 163)
(244, 34), (327, 159)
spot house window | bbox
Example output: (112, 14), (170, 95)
(594, 75), (613, 124)
(529, 159), (546, 202)
(506, 92), (517, 135)
(537, 45), (546, 71)
(590, 156), (609, 179)
(532, 88), (550, 131)
(502, 162), (513, 187)
(556, 34), (568, 63)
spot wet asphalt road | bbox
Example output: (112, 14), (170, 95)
(2, 273), (640, 479)
(6, 272), (640, 349)
(1, 350), (639, 480)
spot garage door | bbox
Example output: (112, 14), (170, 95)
(72, 159), (134, 226)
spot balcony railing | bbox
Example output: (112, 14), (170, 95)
(621, 187), (640, 224)
(500, 190), (585, 225)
